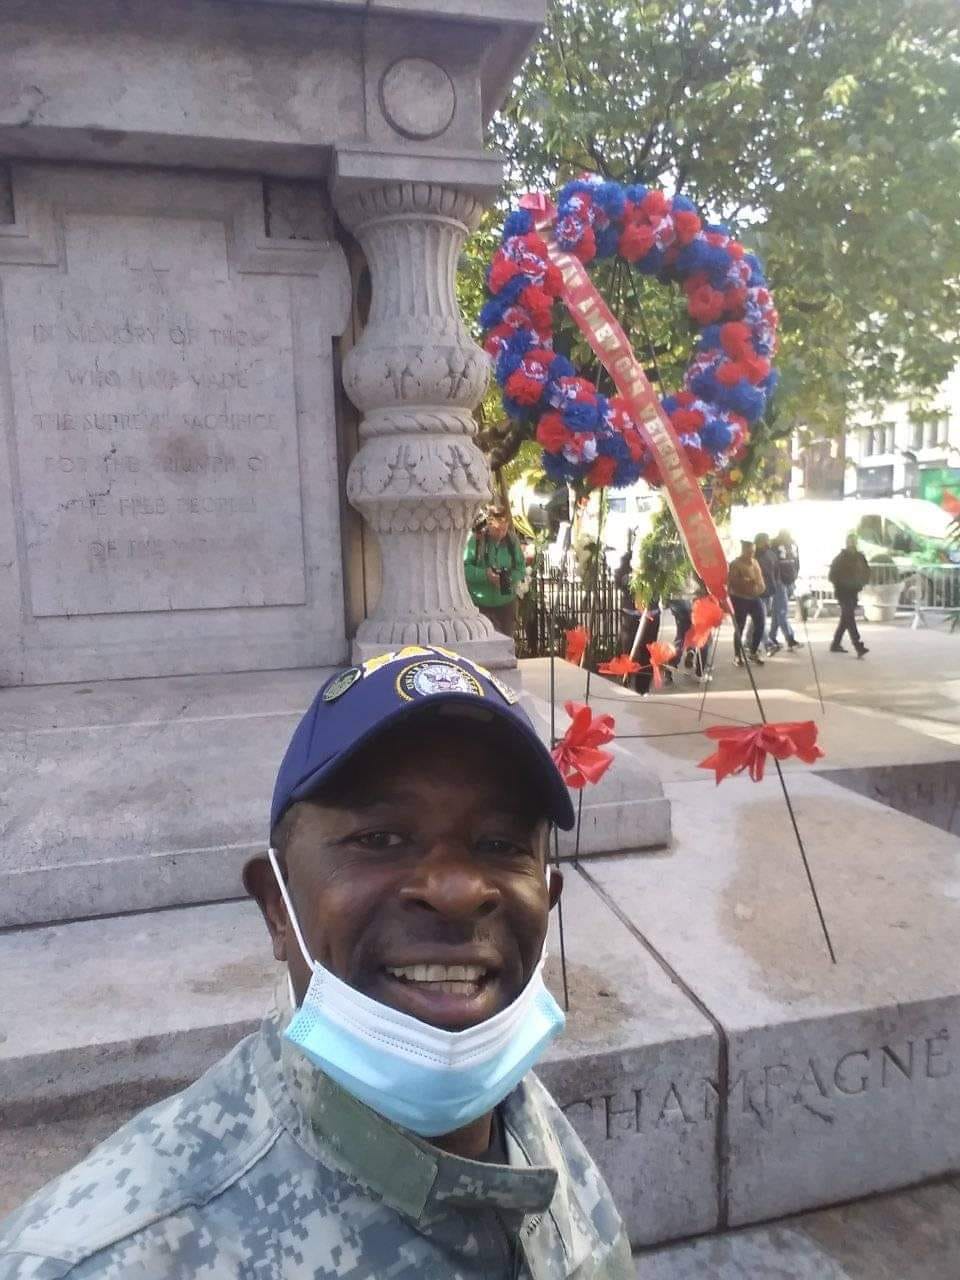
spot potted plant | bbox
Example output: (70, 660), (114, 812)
(861, 553), (902, 623)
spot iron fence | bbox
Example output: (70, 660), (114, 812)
(516, 557), (624, 662)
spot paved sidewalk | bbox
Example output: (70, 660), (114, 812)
(635, 1180), (960, 1278)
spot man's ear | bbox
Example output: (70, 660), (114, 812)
(547, 865), (563, 911)
(243, 855), (288, 964)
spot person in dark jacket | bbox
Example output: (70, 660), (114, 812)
(768, 530), (803, 652)
(754, 532), (778, 652)
(828, 534), (870, 657)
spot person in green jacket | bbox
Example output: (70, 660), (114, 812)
(465, 505), (526, 637)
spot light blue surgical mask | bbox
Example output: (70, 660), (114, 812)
(268, 848), (565, 1138)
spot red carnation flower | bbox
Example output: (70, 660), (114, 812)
(520, 232), (550, 258)
(675, 211), (702, 244)
(536, 411), (571, 452)
(642, 457), (663, 487)
(573, 226), (597, 264)
(675, 390), (696, 407)
(544, 262), (564, 297)
(683, 271), (709, 297)
(519, 284), (554, 329)
(624, 430), (646, 463)
(686, 446), (715, 477)
(671, 406), (707, 432)
(720, 321), (752, 358)
(716, 361), (747, 387)
(641, 190), (669, 218)
(489, 254), (521, 294)
(619, 223), (656, 263)
(688, 284), (726, 324)
(483, 323), (514, 357)
(587, 455), (617, 488)
(722, 286), (748, 316)
(505, 370), (547, 406)
(742, 355), (771, 384)
(727, 241), (745, 260)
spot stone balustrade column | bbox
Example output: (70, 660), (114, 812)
(335, 181), (513, 667)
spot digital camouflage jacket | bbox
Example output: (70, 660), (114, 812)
(0, 995), (632, 1279)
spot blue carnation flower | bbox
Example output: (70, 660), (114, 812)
(504, 328), (537, 358)
(480, 296), (509, 329)
(503, 396), (533, 421)
(698, 324), (723, 351)
(705, 222), (732, 238)
(634, 245), (665, 276)
(547, 354), (575, 381)
(496, 350), (524, 383)
(673, 239), (714, 278)
(700, 419), (733, 453)
(743, 253), (765, 287)
(661, 394), (679, 416)
(762, 369), (780, 397)
(595, 224), (620, 258)
(613, 456), (643, 487)
(690, 368), (721, 402)
(558, 178), (595, 207)
(719, 380), (766, 422)
(702, 244), (733, 288)
(502, 209), (533, 240)
(592, 182), (626, 219)
(624, 184), (648, 205)
(563, 399), (602, 431)
(671, 194), (697, 213)
(542, 450), (574, 483)
(493, 273), (530, 304)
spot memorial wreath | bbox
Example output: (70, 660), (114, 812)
(480, 176), (779, 492)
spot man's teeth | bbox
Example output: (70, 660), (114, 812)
(385, 963), (486, 992)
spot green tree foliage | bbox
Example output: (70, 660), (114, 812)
(464, 0), (960, 487)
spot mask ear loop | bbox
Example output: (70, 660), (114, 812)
(267, 846), (317, 974)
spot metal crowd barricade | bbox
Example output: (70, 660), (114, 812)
(905, 565), (960, 629)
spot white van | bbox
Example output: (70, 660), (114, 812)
(729, 497), (958, 578)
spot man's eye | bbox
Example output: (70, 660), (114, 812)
(355, 831), (406, 850)
(475, 837), (531, 858)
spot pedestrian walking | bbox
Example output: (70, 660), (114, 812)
(463, 505), (525, 638)
(769, 529), (804, 652)
(727, 540), (766, 665)
(754, 533), (778, 652)
(828, 534), (871, 657)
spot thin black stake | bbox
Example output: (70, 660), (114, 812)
(734, 619), (837, 964)
(799, 599), (826, 717)
(548, 598), (571, 1011)
(572, 494), (608, 869)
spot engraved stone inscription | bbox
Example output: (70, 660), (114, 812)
(5, 213), (307, 615)
(558, 1028), (956, 1143)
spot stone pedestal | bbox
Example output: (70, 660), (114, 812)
(335, 180), (513, 668)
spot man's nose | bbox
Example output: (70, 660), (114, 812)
(398, 844), (500, 920)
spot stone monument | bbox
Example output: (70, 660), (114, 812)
(0, 0), (547, 685)
(0, 0), (671, 928)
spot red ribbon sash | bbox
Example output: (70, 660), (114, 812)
(521, 196), (730, 607)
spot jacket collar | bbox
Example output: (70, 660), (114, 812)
(257, 980), (559, 1224)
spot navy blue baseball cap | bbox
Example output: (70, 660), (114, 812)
(270, 645), (575, 833)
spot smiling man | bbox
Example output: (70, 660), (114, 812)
(0, 647), (632, 1279)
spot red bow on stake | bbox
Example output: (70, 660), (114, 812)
(598, 653), (642, 677)
(698, 720), (824, 784)
(551, 701), (616, 789)
(646, 641), (676, 687)
(564, 626), (590, 666)
(686, 595), (726, 651)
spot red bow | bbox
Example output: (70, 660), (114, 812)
(598, 652), (642, 677)
(698, 720), (824, 784)
(551, 701), (616, 789)
(564, 626), (590, 666)
(686, 595), (726, 650)
(646, 640), (676, 687)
